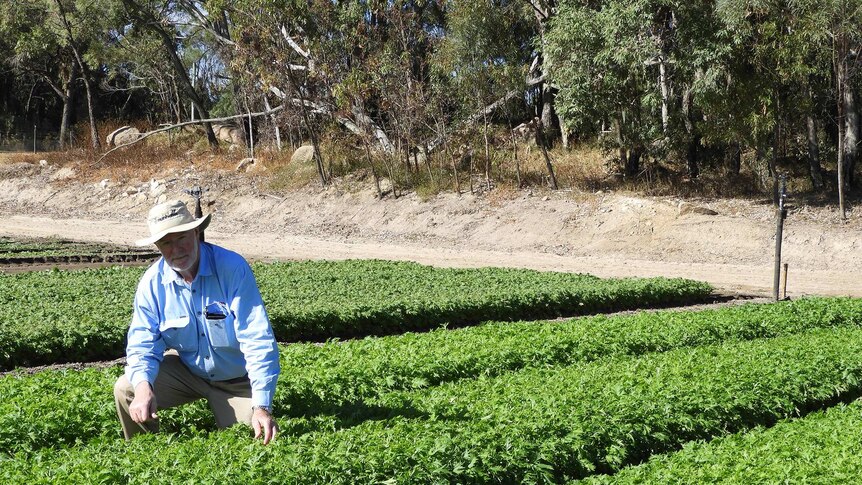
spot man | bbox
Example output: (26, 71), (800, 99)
(114, 199), (280, 444)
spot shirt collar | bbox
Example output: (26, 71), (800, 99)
(159, 242), (212, 286)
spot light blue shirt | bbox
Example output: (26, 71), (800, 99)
(125, 242), (280, 408)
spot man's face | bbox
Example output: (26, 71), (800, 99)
(155, 229), (200, 275)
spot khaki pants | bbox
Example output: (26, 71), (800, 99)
(114, 351), (253, 440)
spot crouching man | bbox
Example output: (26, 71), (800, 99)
(114, 199), (280, 444)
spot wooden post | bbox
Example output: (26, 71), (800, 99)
(773, 174), (787, 301)
(781, 263), (789, 300)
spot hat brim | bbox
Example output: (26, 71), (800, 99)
(135, 213), (211, 247)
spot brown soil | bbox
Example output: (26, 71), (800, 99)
(0, 155), (859, 298)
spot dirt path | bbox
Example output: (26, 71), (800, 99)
(0, 159), (858, 298)
(0, 212), (856, 298)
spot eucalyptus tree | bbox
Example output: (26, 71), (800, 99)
(0, 0), (115, 149)
(807, 0), (862, 217)
(545, 0), (673, 177)
(118, 0), (220, 147)
(714, 0), (832, 203)
(45, 0), (121, 150)
(434, 0), (533, 190)
(716, 0), (862, 212)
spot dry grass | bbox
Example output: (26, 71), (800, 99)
(1, 121), (842, 204)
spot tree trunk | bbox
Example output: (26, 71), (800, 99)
(627, 147), (642, 177)
(511, 135), (522, 188)
(439, 115), (460, 196)
(807, 113), (824, 189)
(540, 85), (558, 144)
(53, 0), (100, 150)
(361, 135), (382, 198)
(659, 58), (670, 134)
(844, 83), (858, 186)
(58, 65), (77, 149)
(535, 118), (559, 189)
(686, 136), (700, 179)
(483, 108), (491, 191)
(533, 0), (560, 145)
(284, 64), (327, 186)
(263, 95), (282, 151)
(681, 86), (699, 179)
(728, 141), (742, 176)
(835, 33), (848, 219)
(213, 9), (252, 151)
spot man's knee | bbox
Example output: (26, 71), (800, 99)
(114, 375), (133, 402)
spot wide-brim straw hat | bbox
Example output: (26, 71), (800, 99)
(136, 199), (211, 246)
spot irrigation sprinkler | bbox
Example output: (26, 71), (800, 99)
(773, 174), (788, 301)
(183, 186), (208, 242)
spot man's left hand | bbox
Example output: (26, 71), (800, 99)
(252, 407), (279, 445)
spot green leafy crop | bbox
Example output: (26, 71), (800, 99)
(0, 260), (711, 369)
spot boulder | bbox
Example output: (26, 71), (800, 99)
(211, 123), (246, 145)
(106, 126), (143, 147)
(235, 157), (255, 172)
(290, 145), (316, 165)
(678, 202), (719, 216)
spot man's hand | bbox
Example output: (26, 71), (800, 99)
(129, 381), (158, 424)
(252, 407), (279, 445)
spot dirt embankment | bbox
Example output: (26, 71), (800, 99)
(0, 159), (859, 298)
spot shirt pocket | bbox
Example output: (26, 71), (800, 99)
(159, 315), (199, 352)
(205, 302), (238, 349)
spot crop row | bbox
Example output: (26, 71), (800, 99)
(4, 325), (862, 483)
(0, 259), (712, 369)
(584, 400), (862, 483)
(2, 297), (860, 456)
(0, 236), (155, 261)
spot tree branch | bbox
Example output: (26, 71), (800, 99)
(94, 106), (285, 165)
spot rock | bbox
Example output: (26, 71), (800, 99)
(678, 202), (719, 216)
(106, 126), (143, 147)
(290, 145), (316, 165)
(50, 166), (76, 181)
(247, 161), (267, 174)
(235, 158), (256, 172)
(100, 179), (110, 190)
(148, 179), (166, 197)
(150, 185), (166, 198)
(39, 159), (48, 167)
(212, 123), (245, 145)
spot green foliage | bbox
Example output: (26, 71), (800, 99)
(585, 399), (862, 483)
(5, 319), (862, 482)
(255, 259), (713, 341)
(1, 297), (860, 458)
(0, 259), (711, 370)
(0, 237), (156, 261)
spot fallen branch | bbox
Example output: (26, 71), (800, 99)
(94, 105), (285, 165)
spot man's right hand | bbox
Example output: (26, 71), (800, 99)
(129, 381), (158, 424)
